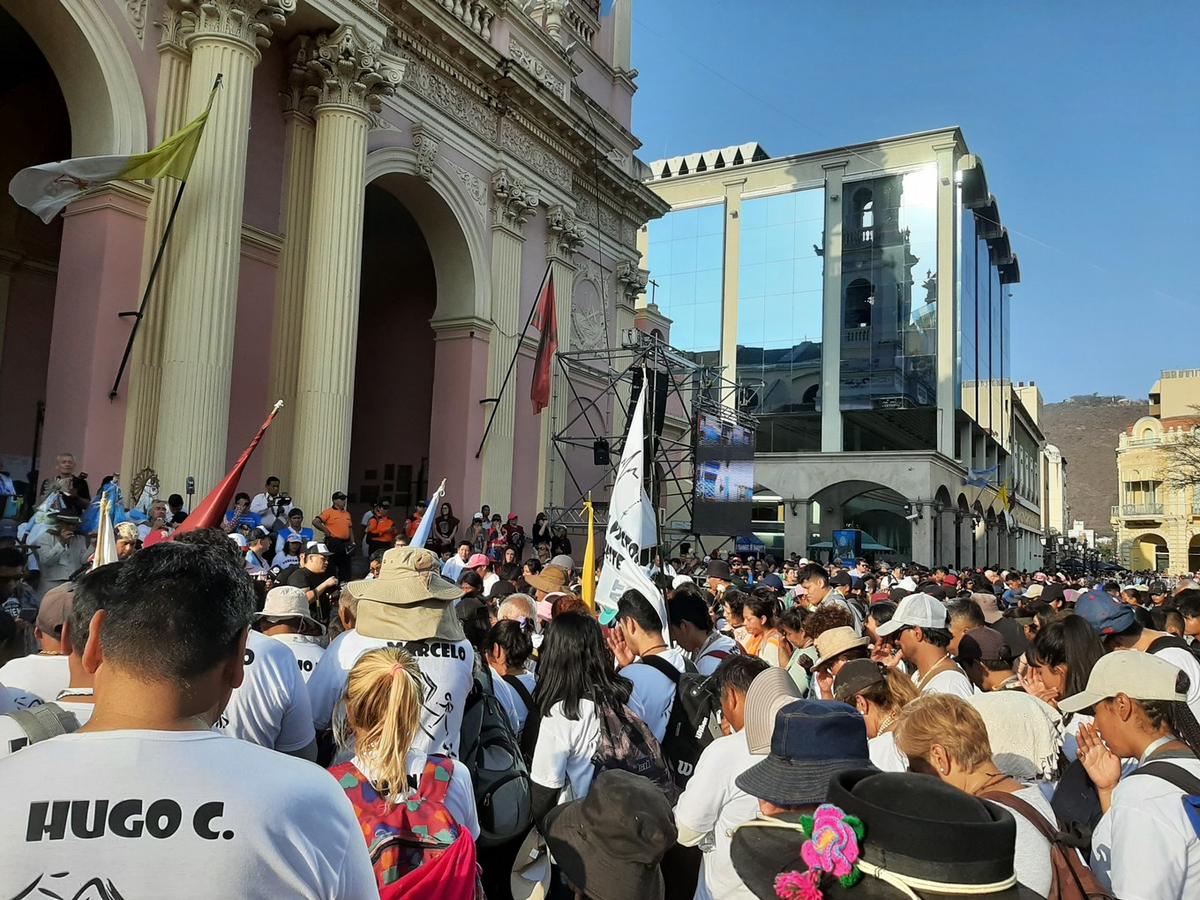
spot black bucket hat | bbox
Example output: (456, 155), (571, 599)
(731, 770), (1040, 899)
(735, 700), (872, 808)
(544, 769), (677, 900)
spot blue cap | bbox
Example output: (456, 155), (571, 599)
(598, 605), (619, 627)
(1074, 588), (1137, 636)
(758, 573), (784, 591)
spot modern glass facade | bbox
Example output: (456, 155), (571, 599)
(736, 189), (824, 451)
(840, 166), (939, 450)
(644, 203), (724, 365)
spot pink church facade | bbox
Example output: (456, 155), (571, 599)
(0, 0), (664, 523)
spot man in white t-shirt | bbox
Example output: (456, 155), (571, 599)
(675, 655), (770, 900)
(667, 587), (737, 676)
(875, 592), (974, 698)
(249, 476), (292, 531)
(0, 562), (114, 758)
(440, 540), (472, 583)
(0, 538), (376, 900)
(609, 589), (689, 742)
(252, 586), (325, 682)
(308, 546), (474, 757)
(0, 582), (72, 702)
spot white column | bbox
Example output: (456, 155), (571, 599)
(480, 169), (538, 513)
(934, 141), (959, 456)
(719, 180), (743, 403)
(155, 0), (293, 494)
(612, 0), (634, 70)
(289, 25), (403, 516)
(821, 161), (848, 451)
(262, 37), (318, 481)
(536, 204), (583, 511)
(119, 5), (192, 479)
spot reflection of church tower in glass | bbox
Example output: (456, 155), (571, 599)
(840, 172), (936, 413)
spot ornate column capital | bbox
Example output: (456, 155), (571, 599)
(159, 2), (194, 55)
(491, 168), (539, 233)
(306, 24), (405, 116)
(280, 35), (317, 119)
(177, 0), (295, 53)
(616, 259), (648, 304)
(547, 203), (584, 259)
(412, 124), (440, 181)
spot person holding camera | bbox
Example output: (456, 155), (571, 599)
(250, 475), (293, 530)
(32, 513), (88, 599)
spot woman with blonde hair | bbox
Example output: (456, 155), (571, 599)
(832, 658), (919, 771)
(330, 647), (479, 898)
(895, 693), (1062, 898)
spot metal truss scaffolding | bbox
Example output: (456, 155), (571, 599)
(545, 329), (756, 556)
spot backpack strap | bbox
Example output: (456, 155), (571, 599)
(700, 649), (731, 664)
(5, 702), (79, 748)
(416, 754), (455, 804)
(502, 674), (536, 713)
(980, 790), (1062, 843)
(640, 654), (682, 686)
(1132, 760), (1200, 796)
(1146, 634), (1192, 655)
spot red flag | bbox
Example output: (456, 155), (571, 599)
(174, 401), (283, 534)
(531, 269), (557, 415)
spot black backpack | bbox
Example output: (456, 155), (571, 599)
(642, 655), (723, 789)
(591, 700), (679, 804)
(458, 664), (533, 848)
(1146, 634), (1200, 668)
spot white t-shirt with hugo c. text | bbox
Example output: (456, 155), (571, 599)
(0, 730), (376, 900)
(307, 628), (475, 758)
(218, 631), (314, 753)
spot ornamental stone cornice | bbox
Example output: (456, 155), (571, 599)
(280, 35), (317, 119)
(491, 168), (539, 233)
(176, 0), (296, 52)
(547, 203), (584, 257)
(306, 24), (405, 115)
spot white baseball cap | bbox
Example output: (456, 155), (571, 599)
(875, 592), (947, 637)
(1059, 650), (1187, 714)
(671, 574), (694, 589)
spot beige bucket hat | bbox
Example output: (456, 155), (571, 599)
(347, 546), (464, 642)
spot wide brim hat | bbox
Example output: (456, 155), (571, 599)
(731, 770), (1039, 899)
(253, 585), (325, 636)
(812, 626), (870, 670)
(510, 827), (551, 900)
(543, 770), (675, 900)
(524, 564), (570, 595)
(346, 546), (463, 642)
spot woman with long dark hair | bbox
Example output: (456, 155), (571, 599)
(741, 590), (785, 667)
(527, 612), (632, 821)
(1026, 614), (1105, 760)
(432, 502), (459, 554)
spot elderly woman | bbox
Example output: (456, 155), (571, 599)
(895, 693), (1059, 897)
(114, 522), (140, 560)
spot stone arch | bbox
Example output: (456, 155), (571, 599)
(364, 147), (489, 323)
(1, 0), (147, 154)
(1126, 530), (1169, 572)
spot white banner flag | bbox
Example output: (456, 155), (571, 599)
(408, 479), (447, 551)
(595, 379), (667, 630)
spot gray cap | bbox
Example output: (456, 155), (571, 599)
(550, 554), (574, 573)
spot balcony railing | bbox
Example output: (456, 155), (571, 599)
(1193, 496), (1200, 516)
(1112, 503), (1164, 518)
(843, 226), (874, 249)
(844, 326), (872, 344)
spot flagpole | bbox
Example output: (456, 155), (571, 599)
(475, 261), (552, 459)
(108, 177), (188, 400)
(108, 73), (223, 401)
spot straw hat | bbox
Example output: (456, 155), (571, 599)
(346, 546), (463, 642)
(253, 586), (325, 636)
(525, 564), (570, 595)
(812, 626), (870, 670)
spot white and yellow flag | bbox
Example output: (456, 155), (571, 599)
(92, 494), (119, 570)
(8, 86), (216, 224)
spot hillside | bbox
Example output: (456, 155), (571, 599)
(1039, 395), (1144, 537)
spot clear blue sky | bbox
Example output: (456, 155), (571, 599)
(630, 1), (1199, 403)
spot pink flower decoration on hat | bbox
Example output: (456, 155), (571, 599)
(774, 805), (864, 900)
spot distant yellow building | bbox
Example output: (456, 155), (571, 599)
(1112, 369), (1200, 573)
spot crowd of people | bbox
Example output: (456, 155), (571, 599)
(3, 462), (1200, 899)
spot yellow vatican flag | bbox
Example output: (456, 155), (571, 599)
(581, 494), (597, 612)
(9, 79), (219, 224)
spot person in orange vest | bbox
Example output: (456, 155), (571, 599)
(365, 501), (398, 558)
(405, 500), (428, 541)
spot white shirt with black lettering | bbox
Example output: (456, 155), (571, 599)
(0, 654), (70, 703)
(307, 628), (474, 758)
(269, 633), (325, 683)
(0, 730), (376, 899)
(622, 647), (689, 743)
(218, 631), (314, 753)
